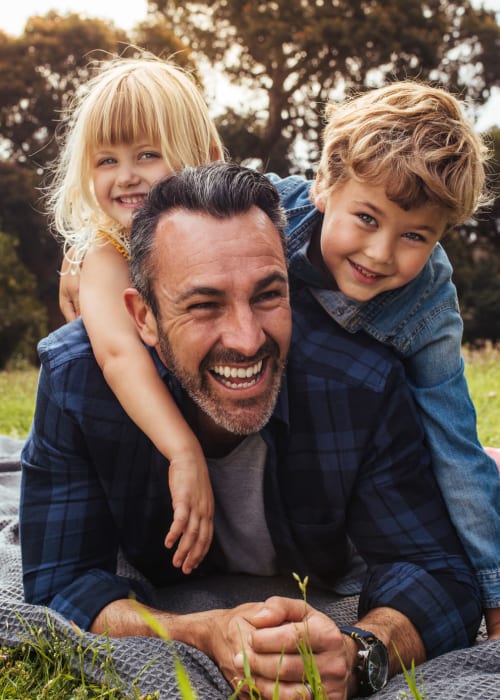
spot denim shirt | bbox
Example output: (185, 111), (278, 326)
(268, 173), (500, 607)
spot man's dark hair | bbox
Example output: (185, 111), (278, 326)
(130, 161), (288, 315)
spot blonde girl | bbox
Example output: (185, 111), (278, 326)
(49, 52), (224, 574)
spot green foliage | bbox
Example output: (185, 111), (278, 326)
(292, 574), (328, 699)
(151, 0), (500, 172)
(130, 602), (199, 700)
(0, 612), (160, 699)
(443, 234), (500, 345)
(393, 645), (428, 700)
(0, 231), (47, 369)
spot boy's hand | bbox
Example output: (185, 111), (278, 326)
(484, 447), (500, 470)
(484, 608), (500, 639)
(165, 453), (214, 574)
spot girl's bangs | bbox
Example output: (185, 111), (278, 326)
(88, 85), (159, 147)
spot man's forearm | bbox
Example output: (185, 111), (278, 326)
(90, 598), (214, 653)
(355, 606), (426, 677)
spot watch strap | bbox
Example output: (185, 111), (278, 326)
(340, 625), (389, 696)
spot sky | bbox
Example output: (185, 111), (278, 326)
(2, 0), (500, 129)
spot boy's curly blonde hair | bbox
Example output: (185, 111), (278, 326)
(313, 81), (491, 230)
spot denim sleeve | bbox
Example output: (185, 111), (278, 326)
(409, 365), (500, 608)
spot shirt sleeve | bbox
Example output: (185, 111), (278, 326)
(409, 365), (500, 608)
(20, 355), (152, 630)
(347, 364), (482, 658)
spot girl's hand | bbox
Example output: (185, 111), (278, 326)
(165, 450), (214, 574)
(59, 249), (81, 321)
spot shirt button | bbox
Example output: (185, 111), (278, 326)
(336, 308), (344, 316)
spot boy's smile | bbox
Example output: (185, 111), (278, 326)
(312, 179), (448, 302)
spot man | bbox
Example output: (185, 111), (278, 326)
(20, 163), (480, 699)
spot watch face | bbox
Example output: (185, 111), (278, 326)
(367, 641), (389, 691)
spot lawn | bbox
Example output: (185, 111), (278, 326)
(1, 344), (499, 444)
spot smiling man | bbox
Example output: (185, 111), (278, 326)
(20, 163), (480, 699)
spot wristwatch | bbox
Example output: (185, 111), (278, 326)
(340, 625), (389, 696)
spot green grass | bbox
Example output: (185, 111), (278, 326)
(0, 612), (160, 699)
(463, 343), (500, 445)
(0, 367), (38, 439)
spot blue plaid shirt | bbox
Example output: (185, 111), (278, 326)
(20, 287), (480, 658)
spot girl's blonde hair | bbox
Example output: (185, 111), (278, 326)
(47, 51), (224, 262)
(313, 80), (491, 230)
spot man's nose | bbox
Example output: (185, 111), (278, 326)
(220, 306), (267, 357)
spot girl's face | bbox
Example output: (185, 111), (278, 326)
(92, 141), (171, 230)
(312, 178), (448, 302)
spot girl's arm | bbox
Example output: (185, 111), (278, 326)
(80, 242), (213, 574)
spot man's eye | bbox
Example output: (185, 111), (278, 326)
(188, 302), (218, 312)
(254, 290), (283, 304)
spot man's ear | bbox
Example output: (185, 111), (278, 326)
(123, 288), (159, 347)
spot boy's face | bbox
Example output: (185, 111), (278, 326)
(92, 141), (171, 230)
(312, 179), (448, 302)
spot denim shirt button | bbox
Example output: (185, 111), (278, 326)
(336, 308), (344, 316)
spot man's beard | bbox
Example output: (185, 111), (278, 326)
(157, 331), (285, 436)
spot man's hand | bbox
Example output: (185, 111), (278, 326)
(232, 596), (353, 699)
(91, 597), (425, 700)
(59, 251), (81, 321)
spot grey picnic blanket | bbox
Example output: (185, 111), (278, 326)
(1, 436), (499, 698)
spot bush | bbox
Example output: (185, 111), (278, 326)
(0, 231), (47, 368)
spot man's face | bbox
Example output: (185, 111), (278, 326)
(148, 206), (291, 438)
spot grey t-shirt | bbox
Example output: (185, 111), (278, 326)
(207, 433), (277, 575)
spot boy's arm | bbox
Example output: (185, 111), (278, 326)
(80, 243), (214, 572)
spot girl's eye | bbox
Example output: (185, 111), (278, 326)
(96, 157), (116, 166)
(139, 151), (161, 160)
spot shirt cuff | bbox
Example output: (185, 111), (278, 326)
(359, 560), (481, 658)
(50, 569), (152, 630)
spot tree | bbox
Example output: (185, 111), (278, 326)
(0, 231), (47, 369)
(0, 12), (192, 339)
(149, 0), (500, 172)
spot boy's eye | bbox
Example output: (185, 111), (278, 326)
(403, 231), (426, 243)
(357, 212), (376, 226)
